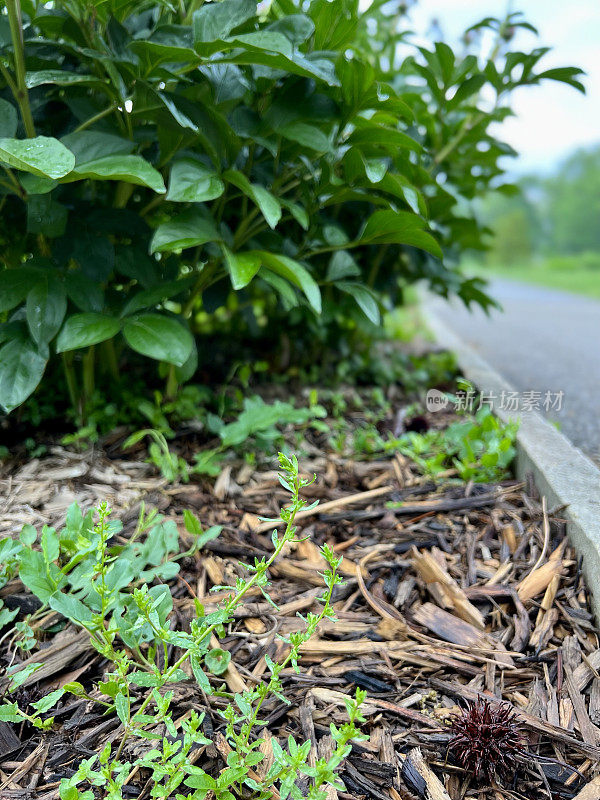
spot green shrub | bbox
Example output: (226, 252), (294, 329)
(0, 1), (583, 416)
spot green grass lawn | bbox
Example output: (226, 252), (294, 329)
(465, 256), (600, 300)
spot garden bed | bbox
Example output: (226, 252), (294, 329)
(1, 392), (599, 800)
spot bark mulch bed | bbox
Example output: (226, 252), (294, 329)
(1, 444), (600, 800)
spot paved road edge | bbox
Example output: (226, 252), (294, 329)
(422, 303), (600, 620)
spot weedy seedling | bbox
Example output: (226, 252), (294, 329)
(0, 453), (367, 800)
(123, 396), (327, 482)
(395, 407), (518, 482)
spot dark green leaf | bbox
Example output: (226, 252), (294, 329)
(19, 173), (57, 194)
(434, 42), (455, 85)
(267, 14), (315, 45)
(114, 246), (158, 289)
(222, 247), (261, 290)
(326, 252), (360, 281)
(280, 199), (309, 230)
(166, 159), (224, 203)
(26, 194), (68, 237)
(193, 0), (256, 43)
(121, 276), (195, 316)
(223, 169), (281, 229)
(279, 122), (330, 152)
(0, 338), (47, 413)
(253, 251), (321, 312)
(0, 98), (17, 138)
(337, 281), (380, 324)
(536, 66), (585, 93)
(56, 313), (121, 352)
(359, 210), (442, 258)
(60, 131), (135, 165)
(123, 314), (193, 366)
(0, 268), (41, 312)
(26, 276), (67, 345)
(377, 173), (426, 215)
(447, 75), (486, 110)
(348, 125), (421, 153)
(150, 209), (220, 254)
(64, 272), (104, 312)
(212, 47), (338, 85)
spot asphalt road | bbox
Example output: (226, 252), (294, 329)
(426, 279), (600, 463)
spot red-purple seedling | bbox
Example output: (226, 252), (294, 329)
(447, 698), (527, 783)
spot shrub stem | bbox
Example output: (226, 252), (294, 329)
(6, 0), (36, 138)
(61, 353), (80, 415)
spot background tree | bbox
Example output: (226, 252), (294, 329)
(544, 146), (600, 255)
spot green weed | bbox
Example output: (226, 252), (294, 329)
(124, 396), (327, 482)
(395, 407), (519, 483)
(0, 454), (366, 800)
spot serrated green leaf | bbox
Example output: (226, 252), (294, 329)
(7, 663), (43, 691)
(0, 703), (22, 722)
(114, 693), (129, 725)
(19, 547), (64, 602)
(30, 688), (65, 714)
(127, 672), (161, 687)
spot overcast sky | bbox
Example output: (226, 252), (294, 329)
(404, 0), (600, 175)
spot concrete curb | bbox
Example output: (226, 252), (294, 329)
(422, 303), (600, 620)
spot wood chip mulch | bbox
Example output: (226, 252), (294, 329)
(1, 447), (599, 800)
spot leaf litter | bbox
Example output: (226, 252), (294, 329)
(1, 405), (599, 799)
